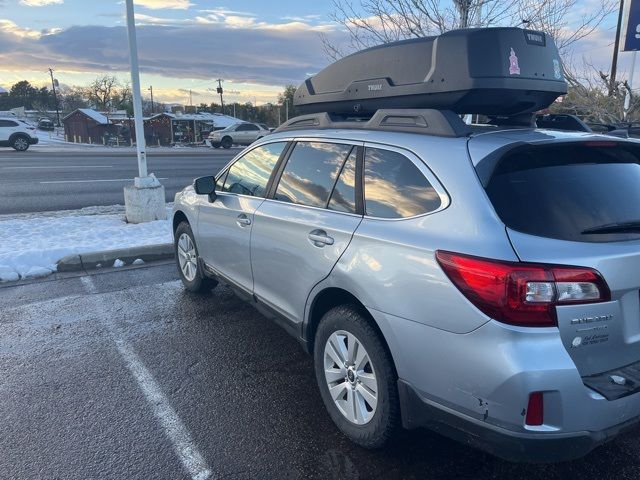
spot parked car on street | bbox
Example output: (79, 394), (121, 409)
(208, 122), (270, 148)
(0, 117), (39, 151)
(172, 28), (640, 463)
(37, 118), (55, 131)
(258, 123), (275, 132)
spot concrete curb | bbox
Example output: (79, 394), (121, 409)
(57, 243), (174, 273)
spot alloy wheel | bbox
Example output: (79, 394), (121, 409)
(14, 137), (29, 151)
(323, 330), (378, 425)
(177, 233), (198, 281)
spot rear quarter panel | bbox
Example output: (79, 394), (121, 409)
(318, 136), (518, 334)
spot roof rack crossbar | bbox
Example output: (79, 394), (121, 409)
(274, 109), (473, 138)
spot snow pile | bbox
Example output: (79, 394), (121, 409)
(0, 207), (172, 282)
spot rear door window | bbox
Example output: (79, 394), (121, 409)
(274, 141), (354, 208)
(364, 147), (441, 218)
(222, 142), (286, 197)
(485, 143), (640, 242)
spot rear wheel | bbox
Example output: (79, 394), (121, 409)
(221, 136), (232, 149)
(11, 135), (30, 152)
(174, 222), (217, 293)
(314, 305), (400, 448)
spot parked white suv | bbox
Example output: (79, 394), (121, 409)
(0, 118), (38, 151)
(208, 122), (269, 149)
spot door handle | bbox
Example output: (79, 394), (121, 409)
(236, 214), (252, 227)
(308, 230), (334, 247)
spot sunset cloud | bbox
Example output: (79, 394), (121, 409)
(0, 19), (345, 87)
(135, 0), (192, 10)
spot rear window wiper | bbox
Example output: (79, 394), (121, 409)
(581, 221), (640, 235)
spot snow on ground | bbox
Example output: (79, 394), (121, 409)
(0, 206), (172, 282)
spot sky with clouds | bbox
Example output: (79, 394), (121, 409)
(0, 0), (633, 105)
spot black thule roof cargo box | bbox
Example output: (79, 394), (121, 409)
(295, 27), (567, 116)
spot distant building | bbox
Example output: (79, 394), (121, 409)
(62, 108), (242, 145)
(0, 86), (8, 96)
(63, 108), (117, 144)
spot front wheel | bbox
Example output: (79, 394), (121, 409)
(221, 136), (232, 149)
(314, 305), (400, 448)
(11, 136), (30, 151)
(174, 222), (217, 293)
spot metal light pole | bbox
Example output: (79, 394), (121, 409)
(625, 51), (637, 118)
(126, 0), (147, 178)
(123, 0), (166, 223)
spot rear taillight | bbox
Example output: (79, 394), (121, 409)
(525, 392), (544, 426)
(435, 251), (611, 327)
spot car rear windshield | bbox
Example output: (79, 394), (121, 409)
(484, 142), (640, 243)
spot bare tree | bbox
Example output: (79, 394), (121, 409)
(59, 86), (88, 112)
(550, 59), (640, 123)
(323, 0), (616, 63)
(86, 75), (120, 111)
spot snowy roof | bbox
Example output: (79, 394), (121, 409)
(77, 108), (110, 125)
(63, 108), (111, 125)
(153, 112), (243, 128)
(0, 86), (7, 95)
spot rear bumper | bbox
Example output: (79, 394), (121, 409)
(398, 379), (640, 463)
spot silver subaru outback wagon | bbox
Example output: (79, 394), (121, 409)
(172, 114), (640, 462)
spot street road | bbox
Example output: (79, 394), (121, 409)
(0, 148), (238, 215)
(2, 263), (640, 479)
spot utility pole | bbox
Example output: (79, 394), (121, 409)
(148, 85), (154, 114)
(611, 0), (625, 96)
(48, 68), (61, 127)
(216, 79), (224, 114)
(123, 0), (166, 224)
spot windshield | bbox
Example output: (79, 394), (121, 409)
(484, 142), (640, 243)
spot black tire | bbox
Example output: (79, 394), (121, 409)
(211, 143), (221, 149)
(11, 135), (30, 152)
(221, 136), (232, 149)
(314, 305), (400, 448)
(174, 221), (217, 293)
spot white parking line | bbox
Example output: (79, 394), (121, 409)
(40, 178), (168, 184)
(81, 276), (212, 480)
(110, 336), (212, 480)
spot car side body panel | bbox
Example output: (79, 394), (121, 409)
(252, 200), (363, 325)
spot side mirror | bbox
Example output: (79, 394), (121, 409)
(194, 176), (217, 202)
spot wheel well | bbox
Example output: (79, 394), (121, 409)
(306, 287), (392, 358)
(222, 135), (232, 141)
(9, 133), (30, 142)
(173, 210), (189, 232)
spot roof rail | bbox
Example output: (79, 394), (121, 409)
(274, 109), (473, 138)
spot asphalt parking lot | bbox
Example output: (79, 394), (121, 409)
(2, 263), (640, 479)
